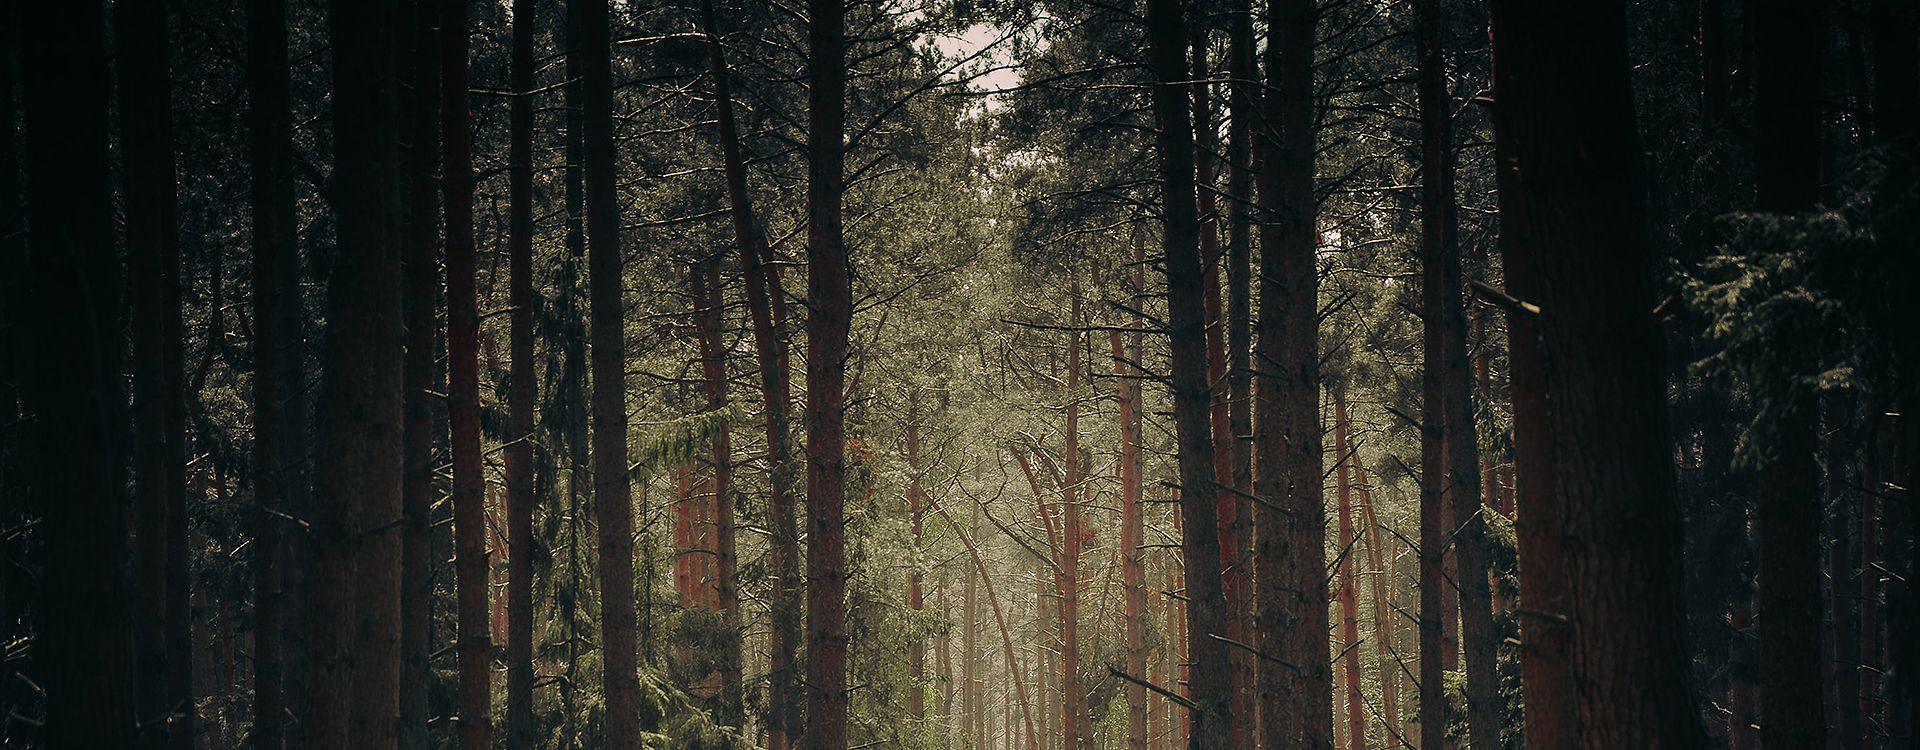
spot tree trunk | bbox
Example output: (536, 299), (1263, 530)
(311, 0), (405, 745)
(398, 2), (441, 747)
(1223, 5), (1258, 744)
(696, 258), (743, 723)
(116, 0), (186, 743)
(1333, 395), (1366, 750)
(1060, 292), (1087, 750)
(1355, 460), (1402, 747)
(1488, 0), (1707, 745)
(577, 0), (641, 742)
(1145, 0), (1235, 745)
(246, 0), (309, 743)
(441, 0), (493, 745)
(907, 393), (926, 723)
(1415, 1), (1500, 743)
(1752, 0), (1827, 745)
(1113, 243), (1147, 750)
(693, 3), (803, 740)
(20, 0), (134, 744)
(1254, 0), (1332, 743)
(804, 0), (850, 743)
(505, 0), (538, 745)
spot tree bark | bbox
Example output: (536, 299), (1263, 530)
(1060, 292), (1087, 750)
(505, 0), (538, 745)
(441, 0), (493, 745)
(804, 0), (850, 744)
(696, 258), (743, 724)
(1223, 7), (1258, 745)
(577, 0), (641, 742)
(1355, 460), (1402, 747)
(1113, 240), (1147, 750)
(1145, 0), (1235, 745)
(398, 2), (441, 748)
(116, 0), (186, 743)
(246, 0), (309, 743)
(311, 0), (405, 745)
(1254, 0), (1332, 743)
(20, 0), (134, 744)
(907, 393), (927, 723)
(1333, 395), (1366, 750)
(1488, 0), (1707, 745)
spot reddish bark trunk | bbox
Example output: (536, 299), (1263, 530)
(1355, 461), (1402, 747)
(1334, 396), (1366, 749)
(696, 259), (742, 723)
(1113, 248), (1147, 750)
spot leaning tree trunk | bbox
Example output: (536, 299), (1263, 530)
(20, 0), (134, 744)
(1255, 0), (1332, 744)
(803, 0), (850, 744)
(577, 0), (641, 743)
(694, 2), (803, 740)
(1144, 0), (1235, 745)
(115, 0), (186, 743)
(311, 0), (406, 745)
(1356, 460), (1403, 747)
(1488, 0), (1707, 745)
(505, 0), (538, 745)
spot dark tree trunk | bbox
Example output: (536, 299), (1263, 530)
(505, 0), (538, 745)
(1488, 0), (1706, 745)
(1144, 0), (1235, 746)
(1254, 0), (1332, 743)
(246, 0), (309, 744)
(1060, 292), (1087, 750)
(1223, 10), (1258, 744)
(115, 0), (185, 743)
(1414, 1), (1499, 745)
(577, 0), (640, 742)
(20, 0), (133, 745)
(440, 0), (493, 746)
(803, 0), (850, 744)
(1751, 0), (1827, 745)
(310, 0), (405, 745)
(398, 1), (441, 747)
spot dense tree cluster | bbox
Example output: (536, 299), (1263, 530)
(0, 0), (1915, 748)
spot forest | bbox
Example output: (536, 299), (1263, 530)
(0, 0), (1916, 747)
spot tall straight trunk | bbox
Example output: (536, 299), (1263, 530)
(803, 0), (850, 744)
(693, 4), (802, 739)
(1114, 244), (1147, 750)
(116, 0), (186, 743)
(577, 0), (640, 742)
(1254, 0), (1331, 743)
(1752, 0), (1827, 745)
(1826, 399), (1861, 750)
(247, 0), (308, 742)
(1487, 0), (1706, 745)
(312, 0), (405, 744)
(1414, 0), (1500, 744)
(965, 553), (979, 747)
(1860, 403), (1888, 746)
(907, 393), (926, 722)
(504, 0), (537, 745)
(1060, 293), (1087, 750)
(1144, 1), (1235, 745)
(398, 1), (440, 747)
(696, 258), (743, 723)
(1333, 396), (1365, 749)
(21, 0), (133, 744)
(556, 0), (589, 740)
(440, 0), (493, 745)
(1484, 8), (1573, 747)
(0, 18), (18, 745)
(1355, 460), (1401, 747)
(1417, 367), (1445, 750)
(1223, 10), (1257, 742)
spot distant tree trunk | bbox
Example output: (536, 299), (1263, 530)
(440, 0), (493, 745)
(1113, 242), (1147, 750)
(694, 3), (802, 740)
(310, 0), (405, 745)
(504, 0), (537, 745)
(1254, 0), (1332, 743)
(965, 553), (979, 747)
(556, 0), (590, 742)
(20, 0), (133, 745)
(246, 0), (308, 743)
(116, 0), (185, 743)
(577, 0), (640, 742)
(1414, 0), (1500, 744)
(803, 0), (850, 745)
(695, 258), (743, 723)
(1144, 0), (1235, 745)
(925, 494), (1039, 749)
(398, 1), (441, 747)
(1355, 460), (1402, 747)
(1487, 0), (1706, 745)
(1333, 395), (1366, 750)
(906, 393), (926, 723)
(1061, 292), (1087, 750)
(1751, 0), (1827, 745)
